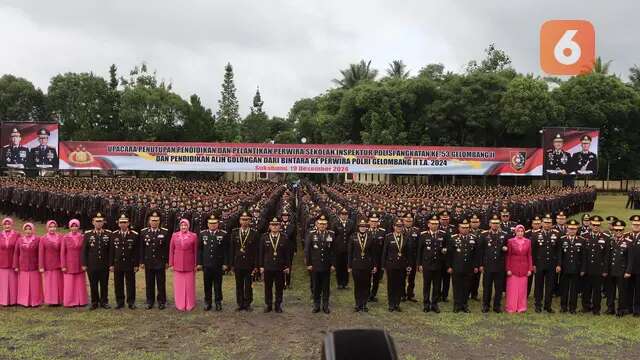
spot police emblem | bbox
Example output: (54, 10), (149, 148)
(510, 151), (526, 171)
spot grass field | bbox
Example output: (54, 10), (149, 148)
(1, 193), (639, 359)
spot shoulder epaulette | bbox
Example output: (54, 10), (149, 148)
(219, 229), (227, 233)
(161, 228), (168, 231)
(420, 231), (428, 235)
(105, 229), (112, 233)
(451, 234), (459, 238)
(84, 230), (92, 234)
(379, 228), (386, 232)
(141, 227), (148, 231)
(200, 229), (208, 233)
(131, 230), (138, 235)
(481, 230), (489, 234)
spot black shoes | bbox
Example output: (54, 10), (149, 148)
(101, 303), (110, 309)
(312, 305), (321, 313)
(275, 305), (283, 313)
(264, 305), (272, 313)
(90, 304), (98, 310)
(431, 304), (440, 313)
(128, 304), (136, 310)
(115, 304), (124, 309)
(204, 304), (212, 311)
(481, 306), (489, 313)
(146, 304), (153, 310)
(215, 303), (222, 311)
(158, 303), (165, 310)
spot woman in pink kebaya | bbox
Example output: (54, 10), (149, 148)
(0, 217), (18, 306)
(39, 220), (64, 306)
(60, 219), (88, 307)
(169, 219), (197, 311)
(505, 224), (533, 313)
(13, 223), (42, 307)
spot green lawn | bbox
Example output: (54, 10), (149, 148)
(0, 194), (639, 359)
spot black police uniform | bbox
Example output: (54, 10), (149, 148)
(82, 228), (111, 307)
(557, 234), (586, 313)
(479, 229), (508, 312)
(333, 217), (354, 289)
(625, 231), (640, 315)
(531, 228), (560, 311)
(416, 229), (448, 311)
(403, 225), (420, 301)
(229, 226), (259, 310)
(304, 229), (335, 312)
(258, 231), (290, 311)
(582, 231), (610, 313)
(447, 232), (480, 312)
(198, 227), (229, 309)
(382, 232), (413, 311)
(609, 235), (631, 315)
(109, 229), (139, 307)
(30, 144), (59, 169)
(140, 227), (169, 307)
(347, 231), (378, 310)
(368, 226), (386, 301)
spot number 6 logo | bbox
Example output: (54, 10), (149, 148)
(541, 20), (595, 75)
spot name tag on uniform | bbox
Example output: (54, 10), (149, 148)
(158, 235), (164, 238)
(598, 240), (605, 244)
(469, 240), (475, 244)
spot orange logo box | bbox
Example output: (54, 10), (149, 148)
(540, 20), (595, 75)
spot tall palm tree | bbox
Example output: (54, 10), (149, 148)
(332, 60), (378, 88)
(591, 56), (612, 74)
(385, 60), (410, 80)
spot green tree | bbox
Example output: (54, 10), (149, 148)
(591, 57), (612, 75)
(417, 63), (446, 81)
(332, 60), (378, 88)
(466, 43), (513, 73)
(47, 72), (112, 140)
(385, 60), (410, 80)
(182, 94), (215, 141)
(629, 65), (640, 91)
(0, 74), (47, 122)
(216, 63), (241, 141)
(241, 87), (270, 142)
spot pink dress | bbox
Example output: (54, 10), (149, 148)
(0, 230), (18, 305)
(169, 231), (197, 311)
(13, 235), (43, 307)
(39, 233), (64, 305)
(505, 236), (533, 313)
(60, 232), (88, 307)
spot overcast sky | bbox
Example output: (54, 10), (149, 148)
(1, 1), (638, 117)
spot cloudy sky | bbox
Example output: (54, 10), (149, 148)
(0, 1), (638, 117)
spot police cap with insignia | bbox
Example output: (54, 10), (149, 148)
(553, 133), (564, 142)
(269, 217), (281, 225)
(532, 216), (542, 224)
(439, 211), (450, 219)
(358, 219), (368, 227)
(556, 212), (566, 219)
(428, 215), (439, 224)
(606, 216), (618, 223)
(582, 214), (591, 222)
(590, 215), (603, 225)
(93, 212), (105, 221)
(38, 128), (50, 137)
(10, 128), (20, 137)
(542, 214), (553, 223)
(459, 219), (470, 228)
(340, 208), (349, 215)
(500, 208), (510, 216)
(613, 220), (626, 231)
(629, 215), (640, 225)
(470, 214), (480, 223)
(393, 219), (403, 227)
(566, 219), (579, 229)
(240, 211), (251, 219)
(581, 135), (592, 143)
(317, 215), (328, 225)
(369, 213), (379, 222)
(118, 214), (129, 223)
(489, 214), (501, 224)
(207, 215), (219, 224)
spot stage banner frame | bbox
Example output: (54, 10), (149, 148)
(59, 141), (543, 176)
(1, 122), (59, 170)
(541, 127), (599, 177)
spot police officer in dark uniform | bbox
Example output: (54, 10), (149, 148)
(607, 220), (631, 316)
(332, 208), (353, 290)
(258, 217), (290, 313)
(30, 128), (59, 169)
(81, 212), (112, 309)
(402, 213), (419, 302)
(531, 215), (560, 313)
(499, 209), (516, 236)
(571, 135), (597, 175)
(2, 128), (29, 169)
(197, 215), (229, 311)
(557, 219), (586, 314)
(447, 219), (480, 313)
(417, 215), (448, 313)
(468, 214), (483, 301)
(479, 215), (508, 313)
(304, 214), (335, 314)
(439, 211), (455, 302)
(624, 215), (640, 316)
(139, 211), (169, 310)
(109, 214), (139, 309)
(581, 215), (610, 315)
(229, 211), (259, 311)
(368, 214), (386, 303)
(545, 133), (571, 175)
(348, 219), (377, 312)
(382, 219), (413, 312)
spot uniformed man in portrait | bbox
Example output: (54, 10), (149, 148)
(2, 128), (29, 169)
(82, 212), (112, 309)
(571, 135), (597, 175)
(545, 133), (571, 175)
(139, 211), (169, 310)
(29, 127), (59, 169)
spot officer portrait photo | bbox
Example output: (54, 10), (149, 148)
(1, 127), (29, 169)
(0, 122), (60, 170)
(542, 128), (599, 177)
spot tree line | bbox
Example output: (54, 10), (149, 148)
(1, 44), (639, 178)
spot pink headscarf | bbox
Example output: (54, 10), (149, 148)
(22, 222), (34, 231)
(514, 224), (525, 237)
(2, 217), (13, 226)
(46, 220), (58, 228)
(179, 219), (190, 232)
(68, 219), (80, 228)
